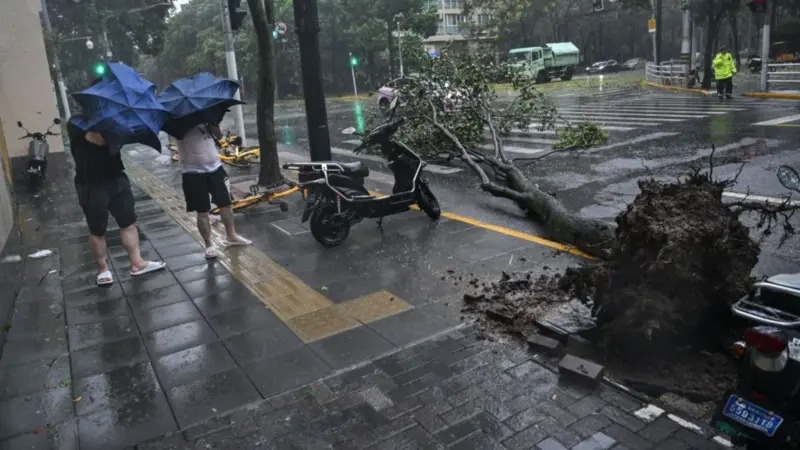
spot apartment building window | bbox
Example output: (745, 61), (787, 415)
(443, 0), (462, 10)
(443, 14), (463, 34)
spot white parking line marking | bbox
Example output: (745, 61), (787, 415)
(752, 114), (800, 126)
(723, 191), (799, 205)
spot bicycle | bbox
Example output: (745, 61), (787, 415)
(218, 132), (261, 168)
(210, 181), (300, 215)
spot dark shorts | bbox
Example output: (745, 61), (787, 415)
(182, 166), (233, 213)
(76, 174), (137, 237)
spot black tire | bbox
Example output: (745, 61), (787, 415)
(561, 71), (574, 81)
(309, 205), (350, 247)
(416, 182), (441, 220)
(535, 70), (547, 84)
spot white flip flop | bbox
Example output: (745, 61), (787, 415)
(131, 261), (166, 277)
(205, 247), (219, 260)
(96, 270), (114, 286)
(225, 236), (252, 247)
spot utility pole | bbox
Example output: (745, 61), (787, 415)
(40, 0), (70, 118)
(219, 0), (247, 146)
(349, 52), (358, 96)
(293, 0), (331, 161)
(655, 0), (663, 64)
(680, 0), (691, 86)
(649, 0), (657, 63)
(100, 21), (112, 62)
(396, 15), (404, 78)
(759, 8), (770, 92)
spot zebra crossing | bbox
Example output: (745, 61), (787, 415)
(288, 95), (751, 179)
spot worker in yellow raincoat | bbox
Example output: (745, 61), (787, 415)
(713, 46), (737, 99)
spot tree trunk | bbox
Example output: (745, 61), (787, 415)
(387, 23), (395, 79)
(701, 15), (718, 89)
(730, 14), (741, 69)
(480, 161), (615, 259)
(247, 0), (282, 186)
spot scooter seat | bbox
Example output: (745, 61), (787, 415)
(334, 161), (369, 177)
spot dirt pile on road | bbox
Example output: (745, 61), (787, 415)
(463, 170), (758, 404)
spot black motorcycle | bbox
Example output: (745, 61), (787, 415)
(283, 99), (441, 247)
(710, 165), (800, 449)
(18, 118), (60, 190)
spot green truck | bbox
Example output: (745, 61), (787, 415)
(508, 42), (581, 83)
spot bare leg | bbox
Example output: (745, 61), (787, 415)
(89, 234), (109, 273)
(197, 212), (213, 248)
(219, 206), (251, 245)
(120, 224), (146, 272)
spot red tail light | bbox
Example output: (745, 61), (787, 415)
(744, 327), (788, 354)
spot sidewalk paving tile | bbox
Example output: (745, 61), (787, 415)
(165, 367), (260, 428)
(243, 345), (333, 397)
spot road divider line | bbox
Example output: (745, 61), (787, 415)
(585, 132), (680, 153)
(752, 114), (800, 126)
(723, 191), (800, 206)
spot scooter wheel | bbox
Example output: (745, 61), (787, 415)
(416, 182), (441, 220)
(310, 206), (350, 247)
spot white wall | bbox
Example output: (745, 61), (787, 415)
(0, 0), (64, 159)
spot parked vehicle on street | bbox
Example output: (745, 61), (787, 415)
(508, 42), (580, 84)
(375, 77), (461, 115)
(18, 118), (60, 190)
(284, 97), (440, 247)
(622, 58), (645, 70)
(587, 60), (621, 74)
(710, 165), (800, 450)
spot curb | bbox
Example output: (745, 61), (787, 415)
(642, 80), (712, 96)
(743, 91), (800, 100)
(642, 80), (707, 94)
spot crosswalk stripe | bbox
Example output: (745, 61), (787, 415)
(342, 139), (362, 145)
(561, 106), (732, 115)
(559, 110), (709, 119)
(556, 114), (687, 123)
(752, 114), (800, 126)
(501, 136), (559, 146)
(481, 144), (545, 155)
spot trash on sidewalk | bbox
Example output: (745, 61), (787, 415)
(28, 249), (53, 259)
(1, 255), (22, 263)
(155, 154), (172, 165)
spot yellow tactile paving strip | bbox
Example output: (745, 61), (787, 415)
(123, 154), (412, 343)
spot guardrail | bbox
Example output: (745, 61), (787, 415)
(766, 63), (800, 91)
(645, 60), (689, 87)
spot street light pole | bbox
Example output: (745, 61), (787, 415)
(219, 0), (247, 146)
(680, 0), (691, 87)
(759, 9), (770, 92)
(349, 52), (358, 96)
(294, 0), (332, 161)
(40, 0), (70, 118)
(396, 17), (404, 78)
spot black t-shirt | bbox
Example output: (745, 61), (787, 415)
(67, 119), (124, 185)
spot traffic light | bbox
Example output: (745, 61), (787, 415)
(228, 0), (247, 31)
(592, 0), (604, 12)
(350, 55), (359, 67)
(92, 62), (106, 77)
(272, 30), (278, 40)
(747, 0), (767, 13)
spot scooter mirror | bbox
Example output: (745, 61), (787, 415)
(16, 121), (22, 128)
(777, 165), (800, 192)
(342, 127), (357, 135)
(53, 118), (62, 125)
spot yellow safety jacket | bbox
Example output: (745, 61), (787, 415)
(713, 52), (736, 80)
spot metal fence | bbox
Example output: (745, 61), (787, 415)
(766, 63), (800, 92)
(645, 60), (689, 87)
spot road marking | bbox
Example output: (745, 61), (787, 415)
(342, 139), (362, 145)
(437, 211), (593, 258)
(585, 132), (680, 153)
(723, 191), (799, 205)
(501, 136), (559, 146)
(562, 106), (733, 115)
(124, 152), (415, 344)
(752, 114), (800, 126)
(482, 144), (545, 155)
(330, 146), (463, 174)
(558, 111), (699, 120)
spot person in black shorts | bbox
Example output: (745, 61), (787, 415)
(177, 123), (250, 259)
(67, 115), (166, 286)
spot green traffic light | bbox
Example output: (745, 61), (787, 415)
(272, 30), (278, 39)
(350, 56), (358, 67)
(93, 62), (106, 77)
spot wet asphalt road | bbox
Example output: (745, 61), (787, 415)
(226, 78), (800, 277)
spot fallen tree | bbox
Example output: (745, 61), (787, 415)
(386, 51), (614, 258)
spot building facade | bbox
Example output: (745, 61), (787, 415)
(423, 0), (491, 53)
(0, 0), (63, 253)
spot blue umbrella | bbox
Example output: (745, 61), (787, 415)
(72, 62), (169, 153)
(158, 72), (243, 139)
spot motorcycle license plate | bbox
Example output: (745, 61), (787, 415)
(722, 395), (783, 437)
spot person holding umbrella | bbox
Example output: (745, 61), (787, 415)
(69, 76), (167, 286)
(160, 73), (251, 259)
